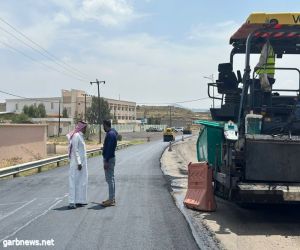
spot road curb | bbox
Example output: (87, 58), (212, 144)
(160, 137), (223, 250)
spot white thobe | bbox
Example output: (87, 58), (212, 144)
(69, 132), (88, 204)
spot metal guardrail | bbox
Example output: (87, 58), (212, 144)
(0, 143), (130, 179)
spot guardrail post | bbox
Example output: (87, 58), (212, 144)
(15, 167), (21, 177)
(14, 173), (21, 178)
(38, 166), (42, 173)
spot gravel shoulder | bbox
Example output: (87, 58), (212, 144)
(160, 136), (300, 250)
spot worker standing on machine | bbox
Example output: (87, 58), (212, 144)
(255, 40), (276, 92)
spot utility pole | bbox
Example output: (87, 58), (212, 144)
(169, 105), (172, 127)
(84, 94), (86, 121)
(58, 100), (61, 137)
(90, 79), (105, 144)
(82, 93), (89, 122)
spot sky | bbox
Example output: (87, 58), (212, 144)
(0, 0), (299, 109)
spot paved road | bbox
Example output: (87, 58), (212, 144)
(0, 139), (199, 250)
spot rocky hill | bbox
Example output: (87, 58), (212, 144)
(136, 105), (210, 126)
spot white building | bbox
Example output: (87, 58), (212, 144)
(62, 89), (136, 124)
(106, 98), (136, 124)
(6, 89), (137, 124)
(5, 97), (61, 117)
(62, 89), (87, 120)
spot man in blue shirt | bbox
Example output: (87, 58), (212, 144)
(102, 120), (118, 207)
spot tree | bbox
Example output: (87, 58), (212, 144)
(23, 104), (46, 118)
(86, 96), (111, 124)
(37, 103), (46, 118)
(28, 105), (38, 117)
(148, 117), (161, 125)
(62, 107), (68, 118)
(23, 105), (29, 115)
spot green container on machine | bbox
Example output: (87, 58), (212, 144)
(194, 120), (224, 168)
(245, 114), (262, 135)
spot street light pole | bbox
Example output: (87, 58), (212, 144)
(90, 79), (105, 144)
(203, 74), (215, 108)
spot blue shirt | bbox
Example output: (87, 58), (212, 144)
(102, 128), (117, 162)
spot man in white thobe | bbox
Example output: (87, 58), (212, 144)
(67, 121), (88, 209)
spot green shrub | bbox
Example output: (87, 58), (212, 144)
(117, 134), (122, 141)
(12, 113), (30, 123)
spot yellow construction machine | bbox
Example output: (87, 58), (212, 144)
(163, 128), (175, 142)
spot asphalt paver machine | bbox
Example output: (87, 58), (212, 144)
(197, 13), (300, 204)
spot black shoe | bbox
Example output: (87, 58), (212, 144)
(76, 203), (87, 207)
(68, 203), (76, 209)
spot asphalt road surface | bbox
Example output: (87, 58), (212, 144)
(0, 139), (199, 250)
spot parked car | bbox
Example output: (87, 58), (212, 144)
(175, 127), (184, 132)
(146, 127), (162, 132)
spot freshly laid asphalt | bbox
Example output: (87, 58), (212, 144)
(0, 139), (199, 250)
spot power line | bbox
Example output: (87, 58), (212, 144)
(0, 88), (211, 107)
(0, 16), (90, 80)
(137, 97), (211, 105)
(174, 97), (211, 104)
(0, 25), (89, 81)
(0, 40), (86, 82)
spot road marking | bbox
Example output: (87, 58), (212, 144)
(0, 194), (67, 243)
(0, 199), (36, 222)
(0, 201), (31, 206)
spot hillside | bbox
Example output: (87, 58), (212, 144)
(136, 105), (210, 126)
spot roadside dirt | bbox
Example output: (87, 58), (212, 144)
(161, 136), (300, 250)
(54, 131), (163, 155)
(0, 132), (163, 168)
